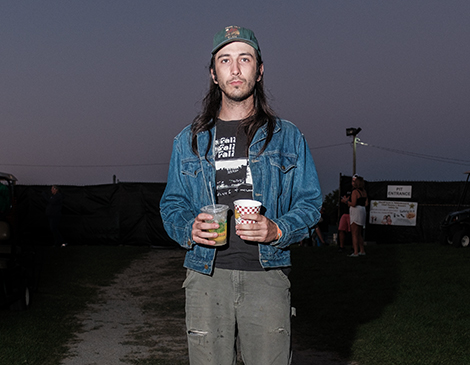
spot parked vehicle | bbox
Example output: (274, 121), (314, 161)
(0, 172), (36, 310)
(440, 171), (470, 247)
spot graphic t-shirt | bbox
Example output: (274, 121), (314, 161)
(214, 120), (263, 271)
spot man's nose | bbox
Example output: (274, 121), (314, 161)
(231, 63), (240, 75)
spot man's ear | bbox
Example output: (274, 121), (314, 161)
(257, 63), (264, 82)
(210, 68), (218, 84)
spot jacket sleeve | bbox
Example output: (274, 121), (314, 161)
(159, 135), (197, 250)
(270, 133), (322, 248)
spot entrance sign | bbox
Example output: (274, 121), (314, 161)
(369, 200), (418, 226)
(387, 185), (412, 199)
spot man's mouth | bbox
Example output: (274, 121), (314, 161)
(229, 79), (243, 86)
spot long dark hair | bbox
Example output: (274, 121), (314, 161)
(191, 52), (277, 158)
(354, 176), (367, 195)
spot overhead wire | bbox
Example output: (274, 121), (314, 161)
(0, 162), (169, 168)
(309, 141), (470, 167)
(366, 144), (470, 166)
(1, 142), (468, 168)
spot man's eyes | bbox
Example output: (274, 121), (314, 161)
(219, 57), (251, 64)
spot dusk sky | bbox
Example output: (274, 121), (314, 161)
(2, 1), (469, 196)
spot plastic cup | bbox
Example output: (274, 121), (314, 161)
(234, 199), (262, 224)
(200, 204), (229, 246)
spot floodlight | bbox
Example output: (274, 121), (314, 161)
(346, 127), (362, 136)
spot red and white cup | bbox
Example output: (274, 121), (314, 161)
(234, 199), (262, 224)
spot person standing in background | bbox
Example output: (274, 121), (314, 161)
(341, 176), (368, 256)
(43, 185), (66, 247)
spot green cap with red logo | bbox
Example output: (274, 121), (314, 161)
(211, 25), (261, 57)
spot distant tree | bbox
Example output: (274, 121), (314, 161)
(322, 188), (340, 225)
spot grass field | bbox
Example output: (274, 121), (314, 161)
(1, 242), (469, 364)
(290, 243), (470, 364)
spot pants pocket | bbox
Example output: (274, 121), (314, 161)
(182, 268), (197, 289)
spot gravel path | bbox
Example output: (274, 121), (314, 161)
(61, 248), (355, 365)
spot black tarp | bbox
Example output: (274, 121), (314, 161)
(15, 183), (176, 246)
(15, 178), (470, 246)
(340, 175), (470, 243)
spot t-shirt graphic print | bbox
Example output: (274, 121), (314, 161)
(215, 126), (252, 200)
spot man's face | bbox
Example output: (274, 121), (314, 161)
(51, 187), (58, 195)
(211, 41), (263, 103)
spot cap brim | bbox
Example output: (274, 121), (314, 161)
(211, 39), (259, 55)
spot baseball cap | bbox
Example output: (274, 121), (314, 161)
(211, 25), (261, 57)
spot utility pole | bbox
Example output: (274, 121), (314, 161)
(346, 127), (362, 175)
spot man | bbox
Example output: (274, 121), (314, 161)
(42, 185), (66, 247)
(160, 25), (322, 365)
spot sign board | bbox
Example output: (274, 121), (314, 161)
(387, 185), (412, 199)
(369, 200), (418, 226)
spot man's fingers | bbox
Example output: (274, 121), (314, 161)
(235, 215), (278, 242)
(192, 229), (218, 245)
(192, 215), (219, 246)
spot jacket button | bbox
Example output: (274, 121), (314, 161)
(281, 165), (286, 170)
(187, 240), (191, 246)
(204, 264), (209, 270)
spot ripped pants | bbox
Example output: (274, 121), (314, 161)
(183, 268), (292, 365)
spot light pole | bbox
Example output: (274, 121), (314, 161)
(346, 127), (362, 175)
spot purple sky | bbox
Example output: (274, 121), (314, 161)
(1, 1), (469, 195)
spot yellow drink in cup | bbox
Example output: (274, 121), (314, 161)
(211, 220), (227, 244)
(200, 204), (229, 246)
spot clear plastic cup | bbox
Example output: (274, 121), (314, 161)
(234, 199), (262, 224)
(200, 204), (229, 246)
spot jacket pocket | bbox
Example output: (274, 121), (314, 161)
(265, 153), (298, 206)
(268, 153), (297, 174)
(181, 159), (201, 178)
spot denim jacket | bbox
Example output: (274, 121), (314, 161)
(160, 118), (322, 275)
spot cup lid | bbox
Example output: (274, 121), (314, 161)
(201, 204), (229, 213)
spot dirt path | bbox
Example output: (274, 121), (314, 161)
(61, 248), (355, 365)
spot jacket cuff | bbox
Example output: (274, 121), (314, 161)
(184, 219), (196, 249)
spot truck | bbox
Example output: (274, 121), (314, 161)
(0, 172), (36, 310)
(440, 171), (470, 247)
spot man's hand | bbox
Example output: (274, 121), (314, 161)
(235, 214), (279, 242)
(192, 213), (219, 246)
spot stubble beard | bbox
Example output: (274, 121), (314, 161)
(220, 78), (257, 103)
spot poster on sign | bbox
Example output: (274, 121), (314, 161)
(369, 200), (418, 226)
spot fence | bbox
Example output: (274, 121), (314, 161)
(340, 175), (470, 243)
(15, 183), (175, 246)
(14, 177), (470, 246)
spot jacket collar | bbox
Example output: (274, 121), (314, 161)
(251, 118), (281, 147)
